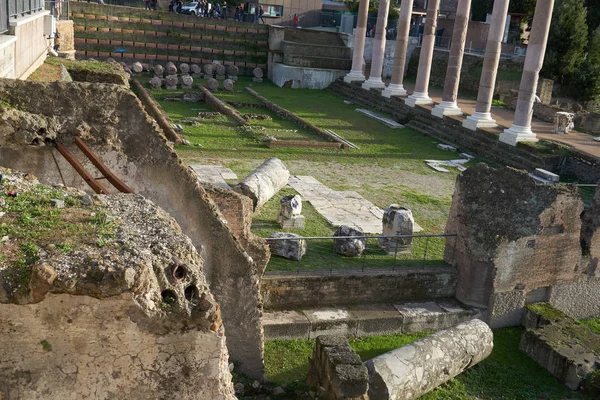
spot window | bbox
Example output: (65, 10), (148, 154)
(247, 3), (283, 17)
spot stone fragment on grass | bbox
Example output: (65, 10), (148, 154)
(268, 232), (306, 261)
(334, 225), (366, 257)
(153, 64), (164, 77)
(379, 205), (414, 255)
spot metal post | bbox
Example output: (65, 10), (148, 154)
(297, 239), (301, 275)
(422, 236), (430, 268)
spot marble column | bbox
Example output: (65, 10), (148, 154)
(500, 0), (555, 145)
(462, 0), (510, 130)
(382, 0), (414, 98)
(362, 0), (390, 90)
(406, 0), (441, 107)
(344, 0), (370, 83)
(431, 0), (472, 117)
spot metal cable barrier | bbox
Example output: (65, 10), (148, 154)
(264, 233), (457, 275)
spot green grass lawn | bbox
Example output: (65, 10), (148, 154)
(253, 188), (449, 272)
(138, 75), (469, 272)
(264, 328), (592, 399)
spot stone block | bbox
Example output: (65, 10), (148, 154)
(277, 214), (305, 229)
(533, 168), (559, 183)
(304, 308), (357, 339)
(488, 290), (526, 329)
(263, 310), (310, 340)
(333, 225), (366, 257)
(394, 302), (447, 333)
(351, 304), (404, 337)
(268, 232), (306, 261)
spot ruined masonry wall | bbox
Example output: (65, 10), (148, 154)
(261, 267), (457, 310)
(0, 294), (233, 400)
(0, 79), (267, 379)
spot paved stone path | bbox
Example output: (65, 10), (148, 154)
(188, 164), (238, 188)
(288, 175), (384, 234)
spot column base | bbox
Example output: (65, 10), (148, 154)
(405, 91), (433, 107)
(462, 112), (497, 131)
(382, 83), (407, 98)
(499, 124), (538, 146)
(362, 77), (386, 90)
(432, 101), (464, 118)
(344, 71), (366, 83)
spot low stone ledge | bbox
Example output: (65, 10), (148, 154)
(519, 303), (600, 390)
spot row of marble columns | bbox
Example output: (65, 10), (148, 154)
(344, 0), (555, 146)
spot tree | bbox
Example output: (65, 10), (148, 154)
(585, 0), (600, 35)
(542, 0), (588, 84)
(574, 28), (600, 101)
(471, 0), (493, 22)
(508, 0), (537, 15)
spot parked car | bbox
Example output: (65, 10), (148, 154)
(181, 2), (200, 15)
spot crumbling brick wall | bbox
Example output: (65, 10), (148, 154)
(444, 164), (585, 327)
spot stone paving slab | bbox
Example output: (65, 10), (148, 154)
(288, 175), (422, 234)
(263, 300), (480, 340)
(189, 164), (238, 188)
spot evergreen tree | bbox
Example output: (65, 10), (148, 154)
(542, 0), (588, 84)
(575, 28), (600, 101)
(585, 0), (600, 35)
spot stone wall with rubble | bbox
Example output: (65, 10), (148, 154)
(0, 78), (269, 379)
(0, 171), (234, 399)
(444, 164), (600, 328)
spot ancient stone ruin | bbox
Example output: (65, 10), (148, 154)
(379, 204), (414, 255)
(267, 232), (306, 261)
(233, 158), (290, 211)
(0, 170), (234, 399)
(0, 78), (269, 385)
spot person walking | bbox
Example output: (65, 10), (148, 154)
(293, 13), (298, 28)
(222, 1), (227, 19)
(259, 6), (265, 23)
(254, 5), (259, 23)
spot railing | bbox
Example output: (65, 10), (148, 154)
(2, 0), (45, 34)
(7, 0), (45, 19)
(264, 233), (457, 275)
(45, 0), (69, 19)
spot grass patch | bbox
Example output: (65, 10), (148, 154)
(580, 318), (600, 335)
(265, 328), (591, 399)
(0, 174), (117, 278)
(27, 62), (63, 82)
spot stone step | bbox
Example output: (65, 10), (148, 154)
(263, 300), (483, 341)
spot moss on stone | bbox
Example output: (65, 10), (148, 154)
(526, 303), (569, 322)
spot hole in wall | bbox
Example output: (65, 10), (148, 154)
(171, 263), (187, 281)
(161, 289), (177, 305)
(184, 284), (199, 301)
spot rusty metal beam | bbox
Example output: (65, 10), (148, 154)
(55, 143), (108, 195)
(74, 137), (134, 194)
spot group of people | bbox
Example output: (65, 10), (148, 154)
(157, 0), (266, 23)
